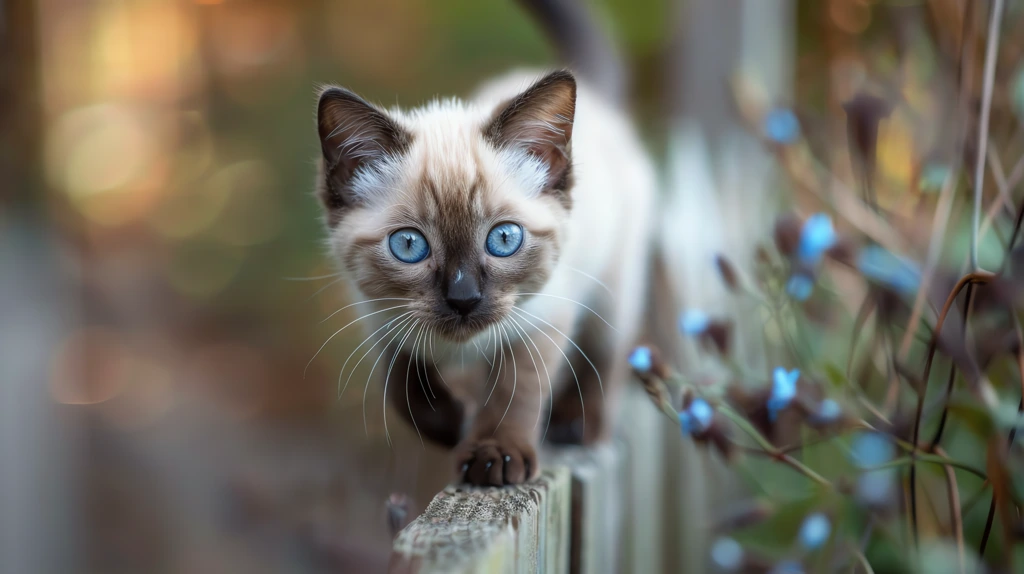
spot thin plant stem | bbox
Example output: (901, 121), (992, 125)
(715, 404), (832, 487)
(979, 496), (996, 558)
(970, 0), (1005, 272)
(897, 0), (978, 360)
(962, 481), (992, 516)
(908, 273), (988, 546)
(640, 373), (832, 486)
(927, 283), (975, 447)
(980, 368), (1024, 559)
(851, 548), (875, 574)
(867, 455), (986, 481)
(933, 446), (966, 574)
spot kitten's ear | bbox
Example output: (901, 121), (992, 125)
(317, 87), (409, 212)
(485, 70), (577, 194)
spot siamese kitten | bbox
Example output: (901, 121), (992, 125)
(315, 69), (655, 486)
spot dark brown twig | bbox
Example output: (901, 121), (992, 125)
(909, 272), (990, 547)
(927, 283), (975, 448)
(933, 446), (966, 574)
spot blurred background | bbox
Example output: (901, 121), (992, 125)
(2, 0), (1023, 572)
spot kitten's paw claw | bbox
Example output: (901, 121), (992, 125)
(455, 437), (536, 486)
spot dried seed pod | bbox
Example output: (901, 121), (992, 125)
(715, 254), (741, 292)
(825, 237), (858, 267)
(774, 214), (802, 256)
(712, 500), (775, 533)
(703, 320), (733, 356)
(843, 92), (892, 196)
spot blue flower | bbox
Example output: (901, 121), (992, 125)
(767, 367), (800, 421)
(764, 108), (800, 144)
(857, 246), (921, 295)
(679, 309), (710, 336)
(851, 432), (894, 468)
(811, 399), (842, 424)
(798, 213), (837, 265)
(851, 432), (897, 505)
(798, 513), (831, 550)
(710, 537), (744, 571)
(628, 346), (652, 373)
(856, 470), (895, 506)
(786, 274), (814, 301)
(680, 398), (714, 435)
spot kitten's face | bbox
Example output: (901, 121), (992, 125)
(316, 72), (576, 342)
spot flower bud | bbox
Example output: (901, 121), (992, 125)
(763, 108), (801, 144)
(767, 367), (800, 421)
(715, 254), (741, 292)
(774, 215), (802, 256)
(798, 513), (831, 550)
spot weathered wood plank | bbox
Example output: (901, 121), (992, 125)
(389, 466), (571, 573)
(618, 389), (667, 573)
(389, 390), (676, 574)
(544, 444), (622, 574)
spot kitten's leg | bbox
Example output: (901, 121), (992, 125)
(454, 326), (566, 486)
(548, 269), (646, 446)
(546, 317), (616, 445)
(387, 350), (466, 448)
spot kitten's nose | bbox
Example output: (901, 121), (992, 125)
(445, 268), (482, 316)
(446, 292), (482, 316)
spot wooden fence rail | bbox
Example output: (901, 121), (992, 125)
(389, 391), (682, 573)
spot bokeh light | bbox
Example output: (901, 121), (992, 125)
(47, 104), (164, 225)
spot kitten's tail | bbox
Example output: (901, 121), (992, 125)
(514, 0), (627, 105)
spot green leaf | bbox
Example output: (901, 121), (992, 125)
(945, 398), (996, 437)
(822, 361), (847, 389)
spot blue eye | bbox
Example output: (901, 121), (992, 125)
(388, 228), (430, 263)
(485, 223), (524, 257)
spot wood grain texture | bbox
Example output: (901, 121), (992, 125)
(544, 444), (623, 574)
(388, 387), (680, 574)
(389, 466), (571, 573)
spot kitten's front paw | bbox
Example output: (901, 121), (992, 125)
(455, 436), (537, 486)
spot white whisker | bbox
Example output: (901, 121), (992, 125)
(510, 307), (585, 437)
(361, 316), (417, 437)
(382, 319), (421, 446)
(284, 272), (342, 281)
(482, 325), (498, 389)
(507, 316), (545, 434)
(484, 324), (507, 407)
(413, 324), (435, 404)
(473, 337), (492, 366)
(427, 328), (450, 391)
(304, 276), (346, 302)
(319, 298), (415, 324)
(402, 323), (427, 447)
(517, 293), (618, 333)
(568, 266), (614, 298)
(305, 304), (410, 378)
(513, 306), (603, 398)
(493, 320), (518, 434)
(337, 310), (414, 398)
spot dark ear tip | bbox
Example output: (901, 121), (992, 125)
(544, 69), (577, 90)
(317, 85), (340, 99)
(317, 86), (376, 118)
(549, 69), (576, 83)
(317, 86), (354, 108)
(317, 87), (342, 120)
